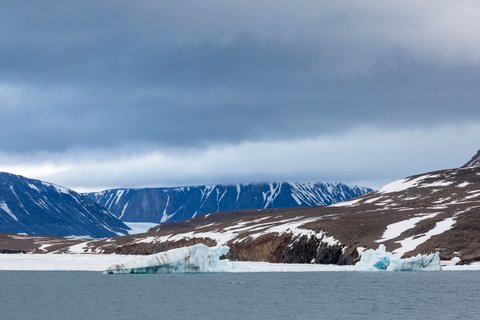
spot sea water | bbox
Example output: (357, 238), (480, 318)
(0, 271), (479, 320)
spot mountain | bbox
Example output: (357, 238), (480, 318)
(16, 149), (476, 264)
(463, 149), (480, 167)
(0, 172), (129, 237)
(86, 182), (372, 223)
(5, 151), (480, 266)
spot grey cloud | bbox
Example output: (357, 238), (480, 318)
(2, 124), (479, 192)
(1, 1), (480, 155)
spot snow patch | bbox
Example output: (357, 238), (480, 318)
(464, 193), (480, 200)
(134, 236), (158, 244)
(125, 222), (159, 235)
(457, 182), (471, 188)
(419, 181), (454, 188)
(330, 197), (362, 207)
(364, 196), (384, 204)
(378, 174), (442, 194)
(375, 213), (439, 243)
(68, 242), (90, 253)
(393, 217), (457, 256)
(38, 243), (54, 252)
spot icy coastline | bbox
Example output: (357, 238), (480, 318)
(0, 244), (476, 272)
(105, 243), (442, 274)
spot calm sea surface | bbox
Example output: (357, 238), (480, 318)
(0, 271), (479, 320)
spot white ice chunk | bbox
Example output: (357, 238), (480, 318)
(356, 244), (441, 271)
(105, 244), (231, 274)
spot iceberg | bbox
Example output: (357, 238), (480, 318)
(105, 244), (231, 274)
(356, 244), (441, 271)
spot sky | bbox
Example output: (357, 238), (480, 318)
(1, 0), (480, 192)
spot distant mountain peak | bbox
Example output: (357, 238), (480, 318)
(0, 172), (129, 237)
(463, 149), (480, 168)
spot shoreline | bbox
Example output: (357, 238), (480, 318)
(1, 253), (479, 272)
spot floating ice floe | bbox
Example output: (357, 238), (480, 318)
(356, 244), (441, 271)
(105, 244), (231, 274)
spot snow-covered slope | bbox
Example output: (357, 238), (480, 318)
(0, 172), (129, 237)
(86, 182), (372, 223)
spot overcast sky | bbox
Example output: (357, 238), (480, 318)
(1, 0), (480, 192)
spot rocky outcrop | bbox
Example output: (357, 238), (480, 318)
(227, 234), (355, 264)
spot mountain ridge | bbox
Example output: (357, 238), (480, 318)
(86, 182), (372, 223)
(463, 149), (480, 168)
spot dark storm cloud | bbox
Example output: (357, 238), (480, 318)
(1, 0), (480, 154)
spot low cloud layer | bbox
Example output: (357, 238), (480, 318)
(1, 1), (479, 189)
(1, 124), (478, 192)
